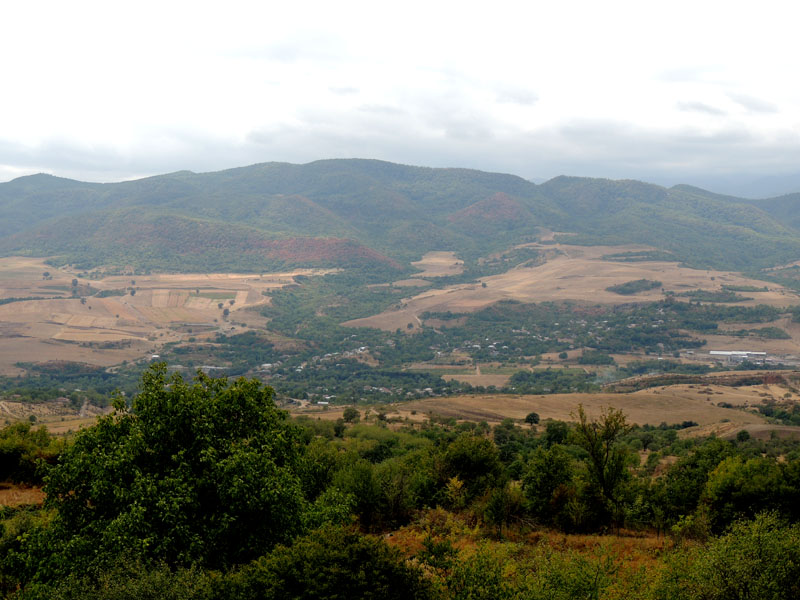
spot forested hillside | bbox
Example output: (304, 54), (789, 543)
(1, 160), (798, 272)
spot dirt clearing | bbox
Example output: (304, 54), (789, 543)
(410, 251), (464, 277)
(0, 484), (44, 507)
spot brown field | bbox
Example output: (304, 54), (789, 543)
(291, 382), (774, 435)
(0, 397), (109, 430)
(410, 251), (464, 277)
(344, 243), (799, 331)
(0, 257), (330, 374)
(700, 316), (800, 355)
(391, 278), (432, 287)
(0, 484), (44, 507)
(408, 363), (515, 388)
(399, 390), (766, 428)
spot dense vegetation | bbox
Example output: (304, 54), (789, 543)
(3, 160), (800, 272)
(4, 367), (800, 598)
(605, 279), (661, 295)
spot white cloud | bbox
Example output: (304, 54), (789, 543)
(1, 0), (800, 187)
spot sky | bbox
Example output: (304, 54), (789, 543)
(1, 0), (799, 195)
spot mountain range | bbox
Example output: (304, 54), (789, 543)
(0, 159), (798, 273)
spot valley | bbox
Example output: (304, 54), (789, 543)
(4, 160), (800, 438)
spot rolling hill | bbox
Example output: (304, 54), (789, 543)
(0, 159), (798, 273)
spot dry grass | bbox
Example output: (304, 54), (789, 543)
(0, 399), (108, 434)
(391, 278), (432, 287)
(290, 383), (770, 429)
(344, 243), (799, 331)
(0, 484), (44, 507)
(410, 251), (464, 277)
(441, 373), (512, 387)
(387, 507), (671, 579)
(399, 391), (766, 427)
(0, 257), (329, 374)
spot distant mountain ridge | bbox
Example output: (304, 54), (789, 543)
(0, 159), (798, 273)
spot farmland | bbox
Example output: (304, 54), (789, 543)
(0, 256), (330, 375)
(344, 243), (799, 331)
(291, 381), (770, 430)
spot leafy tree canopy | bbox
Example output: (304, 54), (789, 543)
(20, 365), (310, 583)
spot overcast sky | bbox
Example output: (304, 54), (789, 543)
(1, 0), (799, 195)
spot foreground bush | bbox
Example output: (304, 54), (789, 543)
(13, 366), (310, 586)
(654, 512), (800, 600)
(224, 525), (436, 600)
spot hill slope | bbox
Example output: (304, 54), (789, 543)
(0, 159), (798, 272)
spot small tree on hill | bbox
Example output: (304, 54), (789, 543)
(571, 405), (632, 525)
(525, 412), (540, 426)
(343, 407), (360, 423)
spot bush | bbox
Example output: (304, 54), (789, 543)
(0, 423), (62, 484)
(17, 365), (311, 584)
(654, 513), (800, 600)
(226, 525), (436, 600)
(15, 563), (218, 600)
(605, 279), (661, 295)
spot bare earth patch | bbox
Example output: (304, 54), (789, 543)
(0, 484), (44, 507)
(410, 251), (464, 277)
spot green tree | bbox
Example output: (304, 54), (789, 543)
(522, 445), (575, 525)
(342, 406), (360, 423)
(702, 456), (788, 532)
(332, 459), (380, 530)
(571, 405), (631, 524)
(654, 513), (800, 600)
(544, 421), (570, 447)
(0, 422), (62, 483)
(18, 365), (309, 584)
(662, 437), (735, 522)
(525, 412), (540, 426)
(483, 483), (524, 538)
(228, 525), (435, 600)
(442, 435), (503, 503)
